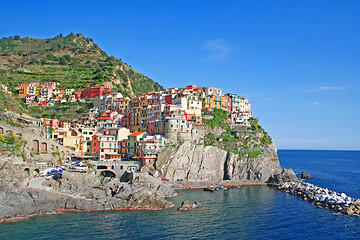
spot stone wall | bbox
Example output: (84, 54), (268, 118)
(0, 121), (75, 160)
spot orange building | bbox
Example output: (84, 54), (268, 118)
(91, 134), (120, 160)
(117, 97), (131, 114)
(19, 83), (32, 97)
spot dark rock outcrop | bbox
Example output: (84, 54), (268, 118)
(267, 168), (298, 185)
(301, 171), (313, 179)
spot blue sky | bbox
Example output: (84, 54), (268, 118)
(1, 0), (359, 150)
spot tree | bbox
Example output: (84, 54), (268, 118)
(14, 35), (20, 40)
(63, 55), (71, 62)
(59, 57), (67, 65)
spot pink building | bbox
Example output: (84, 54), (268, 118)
(45, 82), (59, 90)
(145, 93), (160, 106)
(42, 118), (60, 128)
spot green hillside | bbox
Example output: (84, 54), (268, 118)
(0, 33), (163, 97)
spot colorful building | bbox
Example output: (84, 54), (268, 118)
(91, 134), (120, 160)
(127, 132), (147, 157)
(138, 135), (167, 165)
(205, 87), (222, 96)
(81, 85), (112, 99)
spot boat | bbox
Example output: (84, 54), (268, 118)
(203, 187), (216, 192)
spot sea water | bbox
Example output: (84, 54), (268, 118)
(0, 150), (359, 239)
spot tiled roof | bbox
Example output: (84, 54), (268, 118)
(128, 131), (146, 137)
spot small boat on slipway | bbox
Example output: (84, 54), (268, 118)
(203, 187), (217, 192)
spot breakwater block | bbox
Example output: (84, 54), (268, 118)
(278, 182), (360, 215)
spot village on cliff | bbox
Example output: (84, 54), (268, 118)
(2, 83), (252, 168)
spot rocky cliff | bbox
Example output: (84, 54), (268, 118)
(153, 134), (297, 186)
(0, 153), (175, 221)
(151, 111), (297, 186)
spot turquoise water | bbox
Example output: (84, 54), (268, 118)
(1, 150), (359, 239)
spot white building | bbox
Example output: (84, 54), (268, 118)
(172, 96), (187, 110)
(205, 87), (222, 96)
(231, 112), (251, 126)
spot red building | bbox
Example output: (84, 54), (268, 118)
(74, 92), (81, 100)
(186, 85), (202, 92)
(165, 95), (173, 104)
(81, 85), (112, 99)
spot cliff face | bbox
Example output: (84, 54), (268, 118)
(155, 142), (227, 182)
(154, 112), (297, 185)
(155, 141), (293, 184)
(223, 143), (282, 182)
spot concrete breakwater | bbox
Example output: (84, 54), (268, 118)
(279, 181), (360, 215)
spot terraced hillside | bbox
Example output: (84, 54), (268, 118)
(0, 33), (163, 97)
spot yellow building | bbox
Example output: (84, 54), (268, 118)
(63, 135), (84, 154)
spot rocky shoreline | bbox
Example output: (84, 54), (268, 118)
(3, 174), (360, 223)
(0, 175), (274, 223)
(0, 205), (175, 224)
(279, 181), (360, 215)
(0, 154), (177, 223)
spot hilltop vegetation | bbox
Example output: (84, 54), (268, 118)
(203, 108), (272, 159)
(0, 33), (163, 96)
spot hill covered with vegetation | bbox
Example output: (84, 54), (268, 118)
(0, 33), (163, 97)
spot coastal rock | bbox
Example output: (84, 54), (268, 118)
(156, 141), (287, 184)
(301, 171), (313, 179)
(224, 143), (283, 182)
(156, 141), (227, 182)
(268, 168), (298, 185)
(178, 201), (201, 211)
(0, 155), (175, 221)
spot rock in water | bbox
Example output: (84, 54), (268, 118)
(178, 201), (201, 211)
(301, 171), (313, 179)
(268, 168), (298, 185)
